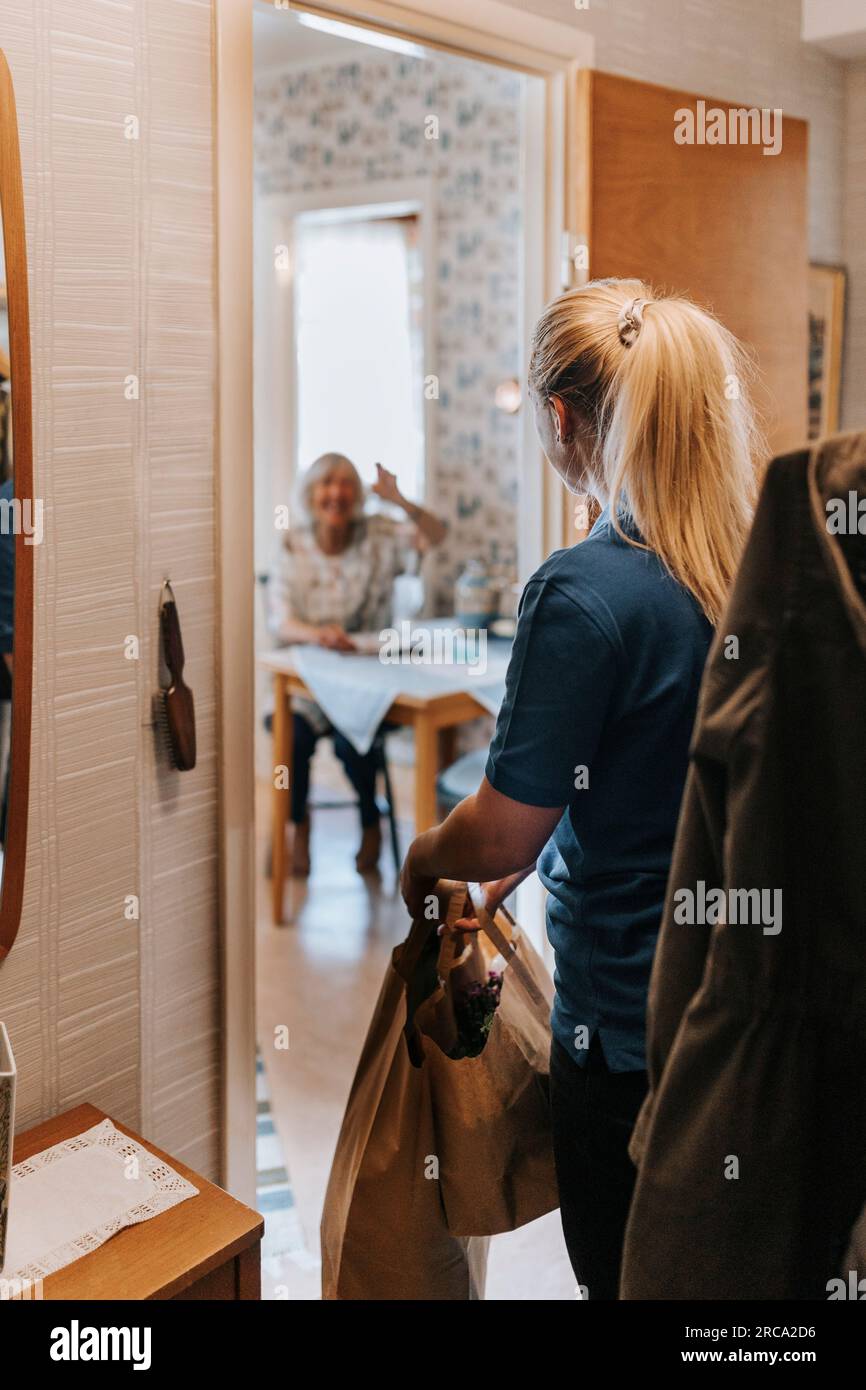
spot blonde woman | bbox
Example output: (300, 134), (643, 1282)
(401, 279), (763, 1299)
(270, 452), (446, 874)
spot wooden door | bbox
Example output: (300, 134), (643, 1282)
(564, 70), (808, 544)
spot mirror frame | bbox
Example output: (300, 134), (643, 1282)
(0, 48), (33, 962)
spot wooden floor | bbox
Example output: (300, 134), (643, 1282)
(254, 754), (574, 1300)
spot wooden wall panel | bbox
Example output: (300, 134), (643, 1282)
(581, 70), (809, 455)
(506, 0), (844, 268)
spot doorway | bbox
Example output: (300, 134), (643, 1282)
(217, 0), (815, 1303)
(214, 0), (593, 1262)
(239, 0), (582, 1298)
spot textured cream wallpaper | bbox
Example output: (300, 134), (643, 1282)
(0, 0), (219, 1179)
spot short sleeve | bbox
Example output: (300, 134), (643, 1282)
(484, 577), (619, 807)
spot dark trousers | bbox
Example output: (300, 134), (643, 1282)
(549, 1032), (648, 1300)
(290, 712), (380, 828)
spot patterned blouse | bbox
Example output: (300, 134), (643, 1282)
(269, 513), (413, 642)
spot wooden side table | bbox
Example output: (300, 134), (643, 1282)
(11, 1103), (263, 1299)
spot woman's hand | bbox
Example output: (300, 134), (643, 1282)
(370, 463), (403, 507)
(452, 868), (537, 930)
(316, 624), (357, 652)
(400, 837), (438, 922)
(400, 780), (559, 924)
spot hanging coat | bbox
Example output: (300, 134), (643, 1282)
(621, 431), (866, 1301)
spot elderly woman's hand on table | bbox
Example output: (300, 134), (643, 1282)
(315, 624), (357, 652)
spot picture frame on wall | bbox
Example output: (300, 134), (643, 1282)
(808, 264), (846, 440)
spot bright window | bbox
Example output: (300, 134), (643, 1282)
(294, 211), (425, 503)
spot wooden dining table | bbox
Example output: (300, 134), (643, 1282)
(260, 647), (505, 924)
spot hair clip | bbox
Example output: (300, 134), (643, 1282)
(618, 298), (647, 348)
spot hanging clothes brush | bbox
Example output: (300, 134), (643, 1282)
(157, 580), (196, 771)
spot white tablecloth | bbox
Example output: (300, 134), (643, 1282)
(261, 627), (511, 755)
(2, 1119), (199, 1286)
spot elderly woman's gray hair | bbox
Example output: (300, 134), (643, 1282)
(293, 453), (366, 525)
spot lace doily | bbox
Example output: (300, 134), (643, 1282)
(3, 1118), (199, 1285)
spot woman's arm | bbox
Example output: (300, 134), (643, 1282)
(401, 775), (563, 917)
(276, 615), (322, 645)
(401, 574), (619, 919)
(371, 464), (447, 547)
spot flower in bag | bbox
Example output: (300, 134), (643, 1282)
(448, 970), (503, 1059)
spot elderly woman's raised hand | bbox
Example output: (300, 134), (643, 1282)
(370, 461), (447, 548)
(316, 624), (357, 652)
(370, 463), (403, 506)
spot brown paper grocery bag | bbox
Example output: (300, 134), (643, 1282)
(321, 881), (558, 1300)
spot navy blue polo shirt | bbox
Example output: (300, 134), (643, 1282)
(485, 507), (713, 1071)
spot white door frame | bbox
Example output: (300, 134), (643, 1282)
(214, 0), (593, 1203)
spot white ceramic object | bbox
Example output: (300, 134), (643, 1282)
(455, 559), (499, 629)
(0, 1022), (16, 1274)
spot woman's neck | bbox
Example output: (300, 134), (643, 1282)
(315, 519), (352, 556)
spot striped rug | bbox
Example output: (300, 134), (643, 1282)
(256, 1049), (312, 1289)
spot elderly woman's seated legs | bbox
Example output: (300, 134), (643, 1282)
(332, 730), (382, 872)
(289, 713), (317, 876)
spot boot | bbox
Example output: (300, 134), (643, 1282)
(355, 822), (382, 874)
(291, 817), (311, 877)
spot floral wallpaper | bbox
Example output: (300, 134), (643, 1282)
(254, 49), (524, 609)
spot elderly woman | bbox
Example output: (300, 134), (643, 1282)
(270, 452), (446, 875)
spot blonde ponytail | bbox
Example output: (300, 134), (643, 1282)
(529, 278), (765, 625)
